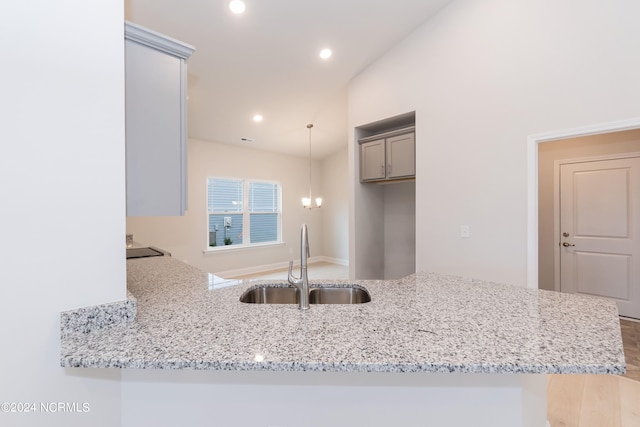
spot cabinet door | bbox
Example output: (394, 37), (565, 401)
(386, 133), (415, 179)
(126, 40), (184, 216)
(360, 139), (386, 181)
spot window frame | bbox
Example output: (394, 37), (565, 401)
(206, 176), (282, 251)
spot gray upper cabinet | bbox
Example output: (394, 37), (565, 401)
(359, 128), (415, 182)
(125, 22), (195, 216)
(360, 139), (386, 181)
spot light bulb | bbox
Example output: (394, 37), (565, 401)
(229, 0), (246, 14)
(319, 48), (332, 60)
(302, 197), (311, 208)
(315, 197), (323, 207)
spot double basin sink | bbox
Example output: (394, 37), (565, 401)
(240, 285), (371, 305)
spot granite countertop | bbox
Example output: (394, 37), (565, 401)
(60, 256), (626, 374)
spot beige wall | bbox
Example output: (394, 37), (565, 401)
(384, 182), (416, 279)
(321, 147), (349, 262)
(349, 0), (640, 286)
(127, 139), (349, 275)
(537, 129), (640, 291)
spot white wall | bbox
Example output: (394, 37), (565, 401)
(349, 0), (640, 286)
(537, 129), (640, 291)
(122, 370), (545, 427)
(0, 1), (125, 426)
(127, 138), (334, 275)
(321, 147), (349, 263)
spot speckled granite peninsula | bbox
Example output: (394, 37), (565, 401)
(61, 256), (625, 374)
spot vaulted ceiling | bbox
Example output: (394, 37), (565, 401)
(125, 0), (451, 159)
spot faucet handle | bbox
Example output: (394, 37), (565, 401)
(287, 260), (300, 283)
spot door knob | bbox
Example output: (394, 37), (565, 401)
(562, 242), (575, 247)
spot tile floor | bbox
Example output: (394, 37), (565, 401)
(228, 261), (349, 281)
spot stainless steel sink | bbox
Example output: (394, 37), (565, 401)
(239, 285), (370, 304)
(239, 286), (299, 304)
(308, 287), (371, 304)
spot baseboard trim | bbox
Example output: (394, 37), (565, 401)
(216, 261), (293, 279)
(314, 256), (349, 266)
(216, 257), (349, 278)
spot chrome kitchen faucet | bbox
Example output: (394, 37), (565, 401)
(288, 224), (310, 310)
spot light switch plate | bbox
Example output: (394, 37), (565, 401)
(460, 225), (470, 238)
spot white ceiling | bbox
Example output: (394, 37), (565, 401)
(125, 0), (451, 159)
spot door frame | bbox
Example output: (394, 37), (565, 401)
(526, 117), (640, 289)
(552, 152), (640, 292)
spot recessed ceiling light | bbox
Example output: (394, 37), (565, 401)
(229, 0), (246, 14)
(319, 48), (332, 60)
(252, 114), (263, 123)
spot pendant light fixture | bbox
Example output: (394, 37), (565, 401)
(302, 124), (322, 209)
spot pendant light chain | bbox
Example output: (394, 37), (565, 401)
(302, 123), (321, 209)
(308, 123), (313, 201)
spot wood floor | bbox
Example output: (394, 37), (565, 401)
(233, 263), (640, 426)
(547, 374), (640, 427)
(621, 318), (640, 382)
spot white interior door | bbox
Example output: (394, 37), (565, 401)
(560, 157), (640, 318)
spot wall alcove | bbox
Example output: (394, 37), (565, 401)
(352, 111), (416, 280)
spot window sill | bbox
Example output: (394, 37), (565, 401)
(203, 241), (285, 254)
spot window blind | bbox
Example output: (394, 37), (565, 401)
(208, 178), (243, 212)
(249, 182), (279, 243)
(207, 178), (280, 246)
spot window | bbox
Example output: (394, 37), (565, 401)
(207, 178), (281, 248)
